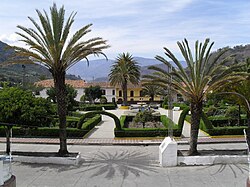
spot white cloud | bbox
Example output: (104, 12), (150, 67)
(0, 33), (19, 45)
(1, 0), (250, 61)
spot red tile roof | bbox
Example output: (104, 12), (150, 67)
(35, 79), (113, 88)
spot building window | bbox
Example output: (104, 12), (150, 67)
(119, 90), (122, 97)
(130, 90), (134, 97)
(140, 90), (143, 97)
(117, 98), (123, 104)
(112, 90), (115, 95)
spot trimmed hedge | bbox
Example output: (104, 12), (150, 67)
(208, 116), (247, 127)
(173, 103), (188, 110)
(78, 104), (117, 111)
(178, 107), (190, 131)
(79, 105), (103, 111)
(66, 116), (80, 128)
(0, 114), (101, 138)
(207, 126), (247, 136)
(115, 128), (182, 137)
(115, 115), (182, 137)
(185, 113), (247, 136)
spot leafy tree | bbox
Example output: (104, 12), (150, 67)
(84, 85), (102, 103)
(46, 84), (78, 111)
(109, 53), (140, 106)
(100, 96), (108, 104)
(133, 110), (157, 128)
(0, 87), (54, 126)
(141, 84), (163, 102)
(13, 4), (109, 155)
(144, 38), (245, 155)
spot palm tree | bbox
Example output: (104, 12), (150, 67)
(14, 4), (109, 155)
(144, 38), (245, 155)
(109, 53), (140, 106)
(216, 59), (250, 148)
(141, 84), (163, 102)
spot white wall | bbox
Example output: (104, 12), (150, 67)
(37, 87), (116, 102)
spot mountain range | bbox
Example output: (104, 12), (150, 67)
(67, 57), (164, 81)
(1, 40), (250, 83)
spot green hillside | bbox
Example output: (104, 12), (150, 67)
(0, 41), (80, 84)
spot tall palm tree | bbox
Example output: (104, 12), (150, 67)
(141, 84), (163, 102)
(144, 38), (245, 155)
(14, 4), (109, 155)
(109, 53), (140, 106)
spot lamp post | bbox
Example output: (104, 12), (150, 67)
(168, 64), (173, 139)
(22, 65), (26, 88)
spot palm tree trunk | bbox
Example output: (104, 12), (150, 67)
(122, 82), (128, 106)
(54, 71), (68, 155)
(246, 112), (250, 151)
(150, 94), (154, 102)
(188, 101), (202, 155)
(5, 126), (11, 155)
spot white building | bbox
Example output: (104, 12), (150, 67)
(35, 79), (116, 102)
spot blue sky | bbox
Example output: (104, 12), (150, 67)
(1, 0), (250, 60)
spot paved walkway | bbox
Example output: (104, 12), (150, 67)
(3, 143), (248, 187)
(84, 109), (125, 139)
(85, 107), (208, 139)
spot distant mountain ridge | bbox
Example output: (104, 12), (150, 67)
(67, 57), (161, 81)
(0, 41), (80, 84)
(1, 40), (250, 83)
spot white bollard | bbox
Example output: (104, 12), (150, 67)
(159, 137), (177, 167)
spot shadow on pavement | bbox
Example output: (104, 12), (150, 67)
(197, 163), (248, 178)
(77, 150), (158, 179)
(13, 150), (158, 180)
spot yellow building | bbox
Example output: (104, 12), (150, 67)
(115, 83), (163, 104)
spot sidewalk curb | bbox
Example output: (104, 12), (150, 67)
(0, 138), (246, 146)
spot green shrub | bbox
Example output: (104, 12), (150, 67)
(0, 87), (55, 127)
(0, 115), (101, 138)
(115, 128), (182, 137)
(185, 113), (246, 135)
(81, 114), (101, 131)
(161, 97), (168, 107)
(78, 104), (116, 111)
(79, 105), (103, 111)
(69, 111), (83, 117)
(205, 105), (217, 117)
(163, 105), (169, 109)
(225, 106), (239, 119)
(100, 96), (108, 104)
(77, 114), (102, 129)
(66, 116), (80, 128)
(207, 126), (247, 136)
(178, 107), (190, 130)
(173, 103), (188, 110)
(116, 115), (181, 137)
(0, 126), (87, 138)
(133, 110), (158, 128)
(102, 104), (117, 110)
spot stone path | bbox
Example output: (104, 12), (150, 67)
(84, 109), (125, 139)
